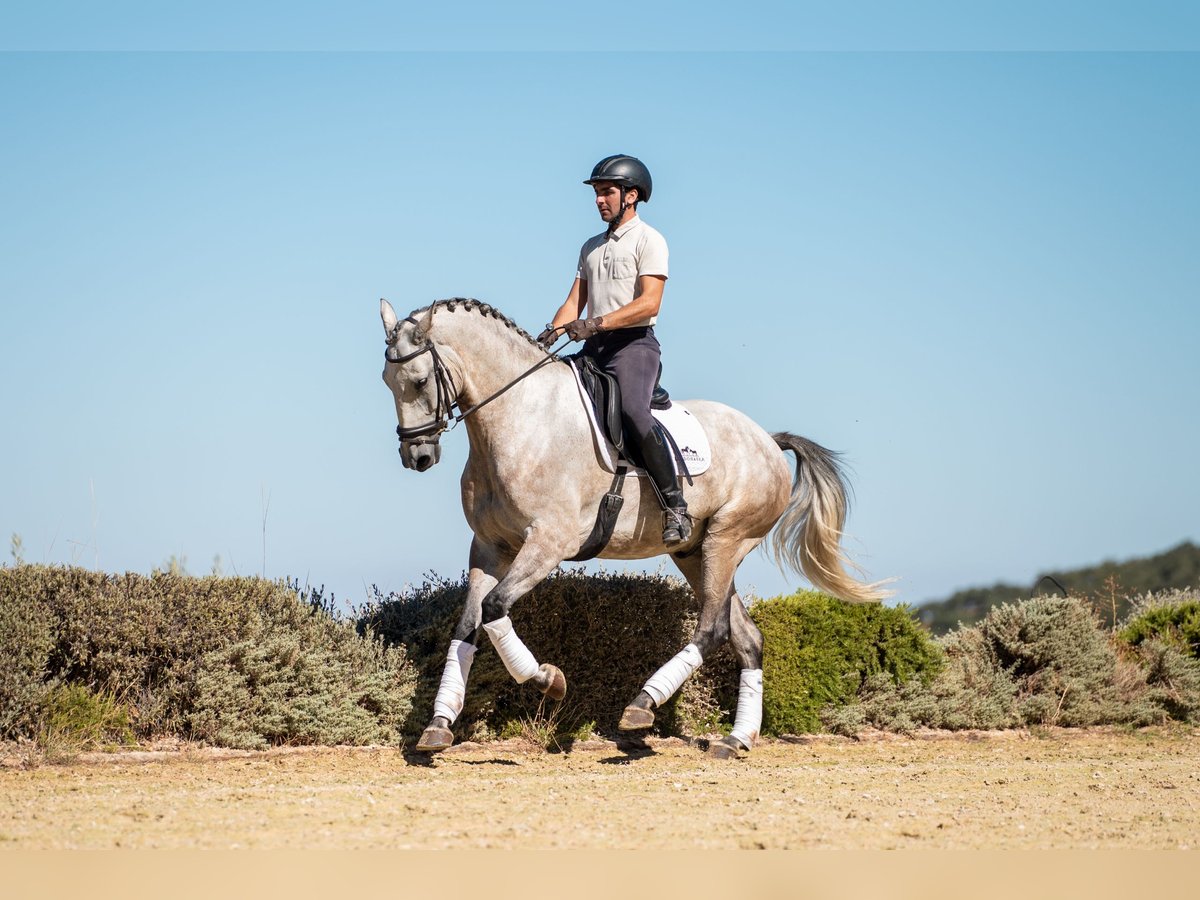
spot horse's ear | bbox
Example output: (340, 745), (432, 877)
(415, 305), (434, 337)
(380, 299), (399, 336)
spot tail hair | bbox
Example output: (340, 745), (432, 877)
(770, 431), (894, 604)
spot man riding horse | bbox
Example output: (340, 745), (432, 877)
(382, 155), (890, 758)
(537, 155), (692, 547)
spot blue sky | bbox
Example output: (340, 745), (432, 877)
(2, 17), (1197, 607)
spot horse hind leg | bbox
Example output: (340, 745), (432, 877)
(708, 582), (765, 760)
(618, 539), (737, 735)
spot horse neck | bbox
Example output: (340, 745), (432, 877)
(432, 308), (586, 478)
(433, 308), (550, 417)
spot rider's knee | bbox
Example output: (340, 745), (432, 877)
(622, 412), (657, 446)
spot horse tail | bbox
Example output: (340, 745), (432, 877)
(769, 431), (894, 604)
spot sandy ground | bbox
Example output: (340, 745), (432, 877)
(1, 728), (1197, 850)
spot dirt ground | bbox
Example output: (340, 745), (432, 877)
(1, 728), (1197, 849)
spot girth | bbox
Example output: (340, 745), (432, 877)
(566, 465), (628, 562)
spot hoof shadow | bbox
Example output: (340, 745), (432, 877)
(599, 734), (656, 764)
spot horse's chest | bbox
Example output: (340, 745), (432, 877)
(459, 468), (542, 545)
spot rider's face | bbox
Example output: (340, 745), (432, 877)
(593, 183), (637, 222)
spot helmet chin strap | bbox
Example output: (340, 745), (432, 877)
(607, 186), (630, 236)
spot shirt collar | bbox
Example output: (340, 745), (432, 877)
(608, 214), (642, 240)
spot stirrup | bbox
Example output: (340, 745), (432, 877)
(662, 508), (693, 546)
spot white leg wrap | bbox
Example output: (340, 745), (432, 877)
(482, 616), (540, 683)
(643, 643), (704, 707)
(729, 668), (764, 749)
(431, 640), (476, 724)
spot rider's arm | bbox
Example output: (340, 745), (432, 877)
(593, 275), (665, 330)
(550, 278), (588, 328)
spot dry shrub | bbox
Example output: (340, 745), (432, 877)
(188, 595), (414, 750)
(0, 565), (416, 748)
(907, 625), (1020, 729)
(0, 578), (57, 737)
(828, 593), (1200, 735)
(1129, 639), (1200, 724)
(359, 568), (703, 739)
(363, 574), (944, 740)
(981, 595), (1125, 726)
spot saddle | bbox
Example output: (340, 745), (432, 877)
(564, 355), (684, 563)
(569, 354), (671, 460)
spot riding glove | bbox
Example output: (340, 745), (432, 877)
(565, 317), (605, 342)
(536, 324), (558, 349)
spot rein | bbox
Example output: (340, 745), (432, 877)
(386, 316), (569, 444)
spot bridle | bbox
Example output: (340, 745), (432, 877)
(385, 315), (570, 451)
(385, 316), (461, 445)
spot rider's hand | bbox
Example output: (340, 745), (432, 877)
(536, 324), (558, 349)
(565, 316), (605, 342)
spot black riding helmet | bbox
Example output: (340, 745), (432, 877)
(584, 154), (653, 203)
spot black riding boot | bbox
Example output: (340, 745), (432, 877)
(637, 425), (693, 546)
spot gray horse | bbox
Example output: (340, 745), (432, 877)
(380, 297), (890, 758)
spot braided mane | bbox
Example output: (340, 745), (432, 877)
(415, 297), (539, 348)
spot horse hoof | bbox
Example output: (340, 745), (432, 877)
(415, 726), (454, 753)
(537, 663), (567, 701)
(618, 705), (655, 731)
(707, 737), (743, 760)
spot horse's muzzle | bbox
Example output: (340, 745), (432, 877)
(400, 439), (442, 472)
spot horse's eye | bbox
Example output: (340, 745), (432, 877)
(415, 377), (429, 389)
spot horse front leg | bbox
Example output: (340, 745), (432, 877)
(475, 530), (570, 701)
(415, 539), (509, 753)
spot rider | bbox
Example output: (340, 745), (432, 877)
(538, 155), (692, 547)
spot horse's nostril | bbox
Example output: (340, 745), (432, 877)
(415, 455), (434, 472)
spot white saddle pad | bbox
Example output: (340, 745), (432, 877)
(568, 361), (712, 477)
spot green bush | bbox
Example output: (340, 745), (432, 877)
(750, 590), (943, 735)
(40, 683), (135, 750)
(1118, 589), (1200, 660)
(0, 565), (416, 748)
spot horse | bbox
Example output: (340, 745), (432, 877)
(379, 297), (890, 758)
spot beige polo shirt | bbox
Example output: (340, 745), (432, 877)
(575, 215), (669, 327)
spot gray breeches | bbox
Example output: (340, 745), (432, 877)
(580, 326), (661, 462)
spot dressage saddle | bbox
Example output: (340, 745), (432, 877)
(568, 354), (671, 459)
(564, 355), (675, 563)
